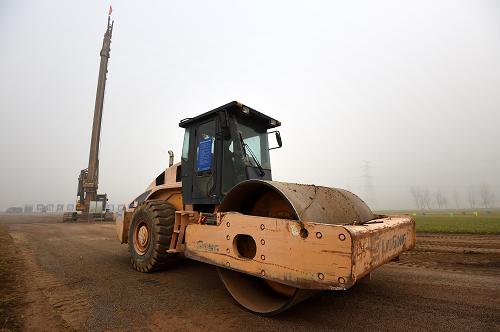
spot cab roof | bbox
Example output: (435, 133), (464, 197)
(178, 101), (281, 129)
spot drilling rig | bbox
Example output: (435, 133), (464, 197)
(63, 15), (114, 222)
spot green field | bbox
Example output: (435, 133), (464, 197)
(409, 212), (500, 234)
(377, 210), (500, 234)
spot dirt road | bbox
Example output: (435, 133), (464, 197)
(1, 214), (499, 331)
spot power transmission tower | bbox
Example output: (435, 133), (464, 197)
(362, 161), (376, 206)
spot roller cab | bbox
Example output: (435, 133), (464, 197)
(178, 101), (282, 211)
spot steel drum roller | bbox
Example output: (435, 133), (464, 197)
(218, 180), (374, 315)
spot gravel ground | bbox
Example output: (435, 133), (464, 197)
(0, 213), (499, 331)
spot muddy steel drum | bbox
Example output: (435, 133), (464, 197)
(218, 180), (374, 315)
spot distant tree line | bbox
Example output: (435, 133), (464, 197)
(410, 184), (496, 210)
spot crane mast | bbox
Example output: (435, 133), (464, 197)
(75, 16), (114, 216)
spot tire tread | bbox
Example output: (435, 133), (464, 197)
(128, 199), (177, 272)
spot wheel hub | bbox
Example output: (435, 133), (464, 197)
(134, 221), (150, 255)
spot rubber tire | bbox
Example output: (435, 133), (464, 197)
(128, 200), (177, 272)
(62, 212), (76, 223)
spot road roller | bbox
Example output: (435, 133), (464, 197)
(116, 101), (415, 315)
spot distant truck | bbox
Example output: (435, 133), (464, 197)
(6, 207), (23, 213)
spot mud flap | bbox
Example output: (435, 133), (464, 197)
(116, 208), (132, 244)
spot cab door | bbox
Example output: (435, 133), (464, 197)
(191, 119), (219, 202)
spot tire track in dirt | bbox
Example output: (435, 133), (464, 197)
(391, 233), (500, 277)
(417, 233), (500, 249)
(10, 231), (90, 330)
(2, 215), (499, 331)
(390, 252), (500, 276)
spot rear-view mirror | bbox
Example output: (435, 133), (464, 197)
(268, 131), (282, 150)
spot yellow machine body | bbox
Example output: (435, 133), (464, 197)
(117, 169), (415, 315)
(116, 102), (415, 315)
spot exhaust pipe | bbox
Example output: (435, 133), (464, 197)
(168, 150), (174, 167)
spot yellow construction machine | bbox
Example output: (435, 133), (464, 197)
(116, 101), (415, 315)
(64, 16), (114, 222)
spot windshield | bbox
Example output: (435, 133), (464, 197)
(237, 119), (271, 169)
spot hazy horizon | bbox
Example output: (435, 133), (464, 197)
(1, 0), (499, 211)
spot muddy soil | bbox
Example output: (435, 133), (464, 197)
(0, 213), (499, 331)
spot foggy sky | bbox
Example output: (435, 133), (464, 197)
(1, 0), (499, 211)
